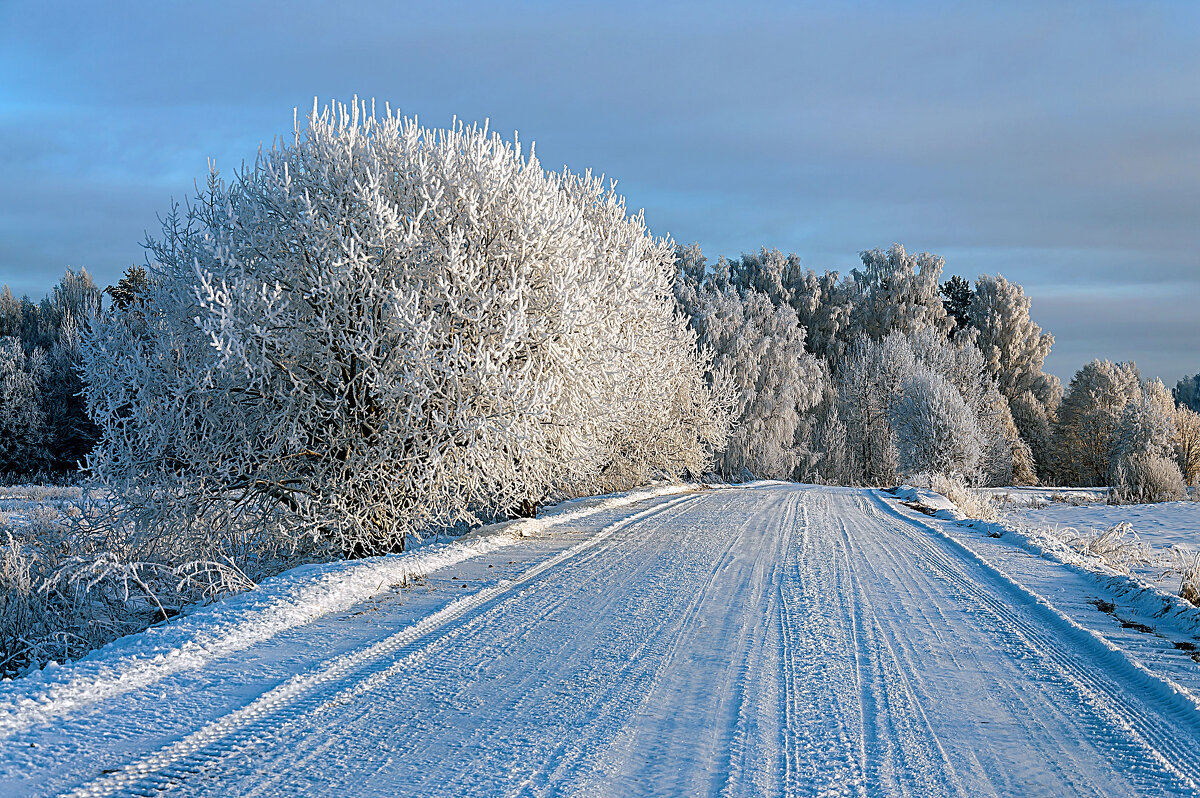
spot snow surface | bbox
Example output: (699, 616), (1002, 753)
(6, 483), (1200, 796)
(1000, 490), (1200, 551)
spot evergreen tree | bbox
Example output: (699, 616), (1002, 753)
(1174, 373), (1200, 413)
(940, 275), (973, 338)
(104, 265), (151, 311)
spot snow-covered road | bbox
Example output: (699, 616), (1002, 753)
(7, 483), (1200, 796)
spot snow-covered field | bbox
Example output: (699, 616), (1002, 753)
(979, 487), (1200, 602)
(5, 482), (1200, 796)
(997, 487), (1200, 551)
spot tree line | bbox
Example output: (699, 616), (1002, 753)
(673, 244), (1200, 503)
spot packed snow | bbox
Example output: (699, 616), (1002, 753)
(6, 483), (1200, 796)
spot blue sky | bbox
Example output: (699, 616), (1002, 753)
(1, 0), (1197, 383)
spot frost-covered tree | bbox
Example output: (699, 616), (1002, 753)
(1051, 360), (1143, 486)
(968, 274), (1060, 476)
(42, 269), (101, 468)
(1109, 380), (1186, 502)
(1010, 390), (1054, 481)
(691, 247), (855, 365)
(0, 268), (100, 474)
(0, 337), (48, 473)
(890, 369), (984, 480)
(902, 327), (1029, 486)
(808, 390), (850, 484)
(835, 329), (1022, 486)
(786, 266), (856, 364)
(1174, 405), (1200, 486)
(837, 336), (901, 485)
(675, 248), (820, 480)
(994, 393), (1038, 486)
(84, 101), (726, 557)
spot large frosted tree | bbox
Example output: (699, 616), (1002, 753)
(969, 274), (1061, 475)
(83, 101), (726, 557)
(846, 244), (952, 345)
(1051, 360), (1144, 486)
(1109, 380), (1186, 502)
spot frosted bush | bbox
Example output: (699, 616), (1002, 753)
(0, 490), (282, 678)
(82, 100), (725, 557)
(1059, 522), (1154, 574)
(1109, 456), (1186, 505)
(1170, 548), (1200, 606)
(890, 370), (983, 481)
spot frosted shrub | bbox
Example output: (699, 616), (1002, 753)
(82, 101), (724, 557)
(0, 492), (279, 678)
(1108, 386), (1187, 504)
(890, 370), (983, 481)
(1170, 548), (1200, 606)
(1060, 522), (1154, 574)
(1109, 456), (1186, 504)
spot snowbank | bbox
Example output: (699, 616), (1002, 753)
(891, 485), (963, 520)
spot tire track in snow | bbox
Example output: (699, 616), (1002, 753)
(34, 483), (1200, 797)
(107, 491), (722, 798)
(778, 489), (870, 797)
(846, 494), (1079, 795)
(61, 494), (699, 798)
(832, 498), (963, 798)
(715, 488), (800, 797)
(866, 490), (1200, 795)
(852, 492), (1126, 795)
(534, 492), (762, 795)
(559, 488), (802, 796)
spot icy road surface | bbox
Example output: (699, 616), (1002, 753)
(7, 484), (1200, 797)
